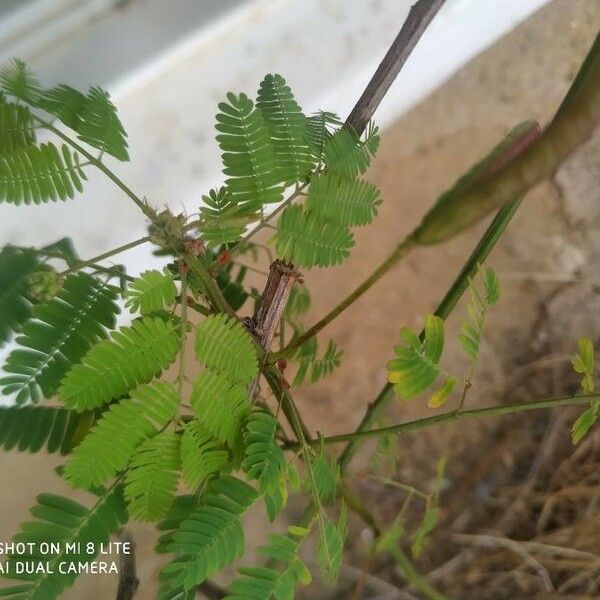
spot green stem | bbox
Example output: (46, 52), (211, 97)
(338, 479), (380, 536)
(184, 254), (235, 317)
(58, 236), (149, 277)
(178, 295), (210, 317)
(270, 234), (417, 362)
(58, 216), (207, 278)
(177, 274), (188, 398)
(337, 199), (521, 470)
(34, 116), (155, 220)
(290, 201), (522, 530)
(262, 366), (312, 442)
(37, 248), (133, 282)
(283, 393), (596, 450)
(389, 546), (451, 600)
(370, 476), (430, 501)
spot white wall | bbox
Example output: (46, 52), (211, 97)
(0, 0), (551, 275)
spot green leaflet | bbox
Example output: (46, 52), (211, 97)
(1, 273), (119, 405)
(263, 476), (289, 523)
(224, 528), (311, 600)
(428, 376), (457, 409)
(180, 419), (229, 489)
(0, 405), (94, 454)
(572, 404), (599, 445)
(125, 269), (177, 315)
(387, 315), (447, 399)
(75, 87), (129, 161)
(0, 487), (127, 600)
(256, 73), (314, 184)
(0, 143), (88, 204)
(274, 204), (354, 268)
(35, 84), (86, 130)
(63, 381), (179, 488)
(306, 172), (381, 227)
(411, 458), (445, 559)
(305, 111), (341, 160)
(272, 117), (381, 269)
(194, 314), (258, 384)
(59, 315), (180, 411)
(458, 265), (500, 362)
(293, 338), (342, 386)
(198, 187), (250, 248)
(125, 430), (181, 521)
(312, 454), (339, 505)
(159, 476), (259, 595)
(317, 505), (347, 585)
(242, 410), (286, 496)
(155, 495), (202, 554)
(323, 122), (379, 177)
(189, 370), (250, 448)
(0, 246), (41, 347)
(4, 73), (130, 161)
(0, 59), (40, 102)
(0, 100), (36, 154)
(572, 337), (595, 394)
(571, 337), (597, 444)
(216, 92), (283, 210)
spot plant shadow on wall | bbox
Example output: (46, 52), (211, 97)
(1, 3), (600, 599)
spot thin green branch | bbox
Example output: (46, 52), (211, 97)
(57, 216), (206, 278)
(282, 393), (597, 451)
(178, 294), (210, 317)
(229, 180), (311, 259)
(177, 274), (188, 398)
(337, 199), (522, 470)
(184, 254), (235, 317)
(370, 476), (430, 501)
(58, 236), (149, 277)
(36, 248), (133, 282)
(270, 234), (417, 361)
(34, 116), (155, 220)
(338, 479), (380, 536)
(388, 545), (450, 600)
(262, 366), (312, 442)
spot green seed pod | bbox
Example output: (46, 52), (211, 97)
(413, 120), (541, 245)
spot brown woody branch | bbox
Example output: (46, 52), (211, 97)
(250, 260), (302, 351)
(115, 530), (138, 600)
(345, 0), (446, 135)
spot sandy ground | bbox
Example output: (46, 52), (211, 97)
(1, 0), (600, 598)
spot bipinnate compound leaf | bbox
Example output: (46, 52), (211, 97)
(0, 486), (127, 600)
(64, 381), (179, 488)
(274, 205), (354, 268)
(387, 315), (446, 399)
(1, 273), (118, 404)
(59, 316), (179, 411)
(194, 314), (258, 384)
(159, 476), (259, 595)
(125, 269), (177, 315)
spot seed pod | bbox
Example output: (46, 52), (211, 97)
(413, 120), (541, 245)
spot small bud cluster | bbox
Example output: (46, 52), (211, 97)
(27, 270), (63, 303)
